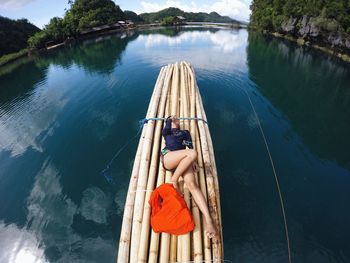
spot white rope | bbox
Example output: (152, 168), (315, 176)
(239, 86), (292, 263)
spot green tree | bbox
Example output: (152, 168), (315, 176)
(250, 0), (350, 33)
(69, 0), (125, 30)
(27, 0), (126, 49)
(161, 16), (174, 26)
(28, 31), (50, 49)
(0, 16), (40, 56)
(124, 11), (144, 23)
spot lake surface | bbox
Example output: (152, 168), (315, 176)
(0, 27), (350, 263)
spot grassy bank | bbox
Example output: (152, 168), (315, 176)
(0, 49), (29, 67)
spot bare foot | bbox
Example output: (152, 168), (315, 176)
(205, 217), (217, 240)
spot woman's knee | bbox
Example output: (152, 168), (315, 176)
(186, 149), (197, 161)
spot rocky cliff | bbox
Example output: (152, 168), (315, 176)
(280, 16), (350, 54)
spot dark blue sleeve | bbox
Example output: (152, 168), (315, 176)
(183, 130), (193, 149)
(162, 117), (172, 136)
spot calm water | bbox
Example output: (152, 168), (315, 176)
(0, 27), (350, 263)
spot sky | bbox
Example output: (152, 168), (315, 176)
(0, 0), (252, 29)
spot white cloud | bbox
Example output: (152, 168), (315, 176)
(139, 0), (251, 22)
(0, 222), (48, 263)
(0, 0), (36, 10)
(18, 159), (115, 262)
(80, 187), (110, 224)
(0, 67), (68, 157)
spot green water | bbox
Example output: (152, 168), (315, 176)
(0, 27), (350, 262)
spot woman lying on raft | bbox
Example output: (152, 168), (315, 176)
(160, 115), (217, 239)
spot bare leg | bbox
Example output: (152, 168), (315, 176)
(183, 165), (217, 239)
(163, 149), (197, 183)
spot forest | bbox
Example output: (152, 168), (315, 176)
(250, 0), (350, 34)
(0, 16), (40, 56)
(27, 0), (125, 49)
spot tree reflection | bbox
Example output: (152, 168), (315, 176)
(247, 33), (350, 166)
(36, 32), (138, 74)
(0, 60), (47, 104)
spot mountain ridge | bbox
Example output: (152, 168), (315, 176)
(134, 7), (243, 24)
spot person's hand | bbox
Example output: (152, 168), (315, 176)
(170, 115), (177, 121)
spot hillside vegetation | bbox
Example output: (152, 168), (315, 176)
(249, 0), (350, 53)
(0, 16), (40, 56)
(28, 0), (125, 49)
(1, 0), (242, 56)
(139, 7), (240, 24)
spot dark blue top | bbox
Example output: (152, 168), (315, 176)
(162, 117), (193, 151)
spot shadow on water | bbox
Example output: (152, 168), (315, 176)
(247, 32), (350, 168)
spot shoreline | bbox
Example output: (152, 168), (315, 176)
(0, 23), (246, 69)
(7, 23), (347, 70)
(0, 27), (132, 68)
(269, 31), (350, 63)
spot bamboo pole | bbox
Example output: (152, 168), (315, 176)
(192, 66), (223, 236)
(184, 61), (204, 262)
(169, 73), (177, 262)
(191, 63), (223, 257)
(195, 88), (223, 261)
(179, 62), (191, 262)
(117, 66), (166, 263)
(129, 65), (169, 263)
(186, 62), (211, 262)
(195, 125), (213, 261)
(198, 86), (224, 258)
(189, 62), (223, 245)
(159, 63), (178, 263)
(170, 62), (179, 116)
(137, 65), (174, 262)
(176, 71), (183, 262)
(176, 62), (185, 263)
(185, 63), (219, 260)
(148, 80), (172, 262)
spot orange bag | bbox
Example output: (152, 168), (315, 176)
(149, 183), (195, 235)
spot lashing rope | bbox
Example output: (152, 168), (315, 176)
(238, 86), (292, 263)
(100, 117), (208, 184)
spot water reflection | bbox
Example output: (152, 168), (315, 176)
(247, 33), (350, 167)
(39, 31), (138, 75)
(135, 27), (248, 73)
(0, 159), (115, 263)
(0, 69), (67, 157)
(0, 27), (349, 262)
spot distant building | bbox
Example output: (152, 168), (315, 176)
(173, 16), (186, 25)
(126, 20), (135, 28)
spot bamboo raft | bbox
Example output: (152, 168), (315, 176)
(117, 61), (223, 263)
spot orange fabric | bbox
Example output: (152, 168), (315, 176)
(149, 183), (195, 235)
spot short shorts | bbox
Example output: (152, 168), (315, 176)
(160, 148), (172, 171)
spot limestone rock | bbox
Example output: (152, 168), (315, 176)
(281, 17), (297, 33)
